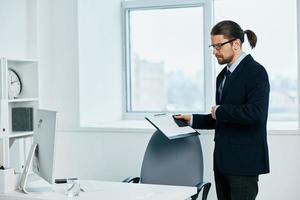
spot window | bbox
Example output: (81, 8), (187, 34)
(214, 0), (298, 122)
(122, 0), (213, 116)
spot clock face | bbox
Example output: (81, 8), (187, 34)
(8, 69), (22, 99)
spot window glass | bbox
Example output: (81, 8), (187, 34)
(127, 7), (205, 112)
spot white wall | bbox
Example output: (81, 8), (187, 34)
(77, 0), (123, 127)
(2, 0), (299, 199)
(0, 0), (36, 58)
(54, 130), (152, 181)
(37, 0), (80, 130)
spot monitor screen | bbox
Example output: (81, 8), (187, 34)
(19, 109), (57, 193)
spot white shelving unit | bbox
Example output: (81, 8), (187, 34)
(0, 57), (38, 173)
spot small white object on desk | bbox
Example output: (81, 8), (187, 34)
(0, 168), (18, 193)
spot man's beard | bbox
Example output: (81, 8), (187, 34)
(217, 54), (234, 65)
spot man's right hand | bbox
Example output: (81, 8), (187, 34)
(174, 114), (192, 125)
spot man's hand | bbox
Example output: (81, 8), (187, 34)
(211, 105), (218, 120)
(174, 114), (191, 125)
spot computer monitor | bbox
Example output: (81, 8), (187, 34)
(19, 109), (57, 193)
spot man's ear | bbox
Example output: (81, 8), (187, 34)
(233, 39), (241, 50)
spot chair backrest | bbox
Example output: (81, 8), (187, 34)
(140, 130), (204, 187)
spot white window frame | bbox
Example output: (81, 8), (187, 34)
(121, 0), (214, 119)
(297, 0), (300, 130)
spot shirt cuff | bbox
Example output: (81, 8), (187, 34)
(190, 115), (193, 126)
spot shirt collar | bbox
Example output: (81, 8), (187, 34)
(227, 52), (247, 73)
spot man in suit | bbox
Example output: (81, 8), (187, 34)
(176, 20), (270, 200)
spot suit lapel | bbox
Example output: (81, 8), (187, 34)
(219, 55), (253, 103)
(216, 68), (227, 104)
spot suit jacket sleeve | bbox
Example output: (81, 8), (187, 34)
(192, 114), (216, 129)
(216, 67), (270, 125)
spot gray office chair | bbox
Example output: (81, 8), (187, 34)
(124, 130), (211, 200)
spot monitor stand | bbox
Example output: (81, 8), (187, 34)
(19, 143), (38, 194)
(19, 142), (81, 196)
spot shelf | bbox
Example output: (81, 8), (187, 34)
(1, 56), (39, 173)
(8, 132), (34, 139)
(8, 98), (38, 103)
(7, 58), (37, 63)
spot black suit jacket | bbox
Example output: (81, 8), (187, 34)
(192, 55), (270, 176)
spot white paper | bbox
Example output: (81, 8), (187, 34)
(146, 114), (198, 139)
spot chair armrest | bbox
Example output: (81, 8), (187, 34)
(196, 181), (211, 191)
(122, 176), (140, 183)
(195, 182), (211, 200)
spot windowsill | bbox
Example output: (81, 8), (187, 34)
(58, 120), (300, 135)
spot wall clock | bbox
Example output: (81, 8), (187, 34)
(8, 68), (22, 99)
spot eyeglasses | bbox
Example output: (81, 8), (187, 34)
(209, 38), (236, 50)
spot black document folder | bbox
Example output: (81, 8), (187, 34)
(145, 114), (199, 140)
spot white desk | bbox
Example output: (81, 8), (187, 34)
(0, 179), (197, 200)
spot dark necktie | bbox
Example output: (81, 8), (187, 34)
(218, 70), (231, 102)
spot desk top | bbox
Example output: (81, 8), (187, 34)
(0, 179), (196, 200)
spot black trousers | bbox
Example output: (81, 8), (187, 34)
(214, 170), (259, 200)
